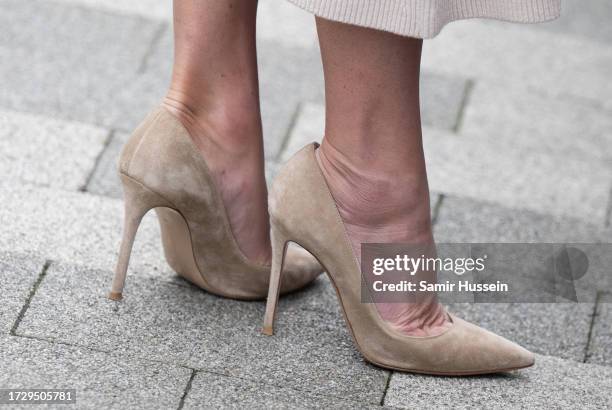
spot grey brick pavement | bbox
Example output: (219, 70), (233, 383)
(0, 0), (611, 408)
(422, 17), (612, 111)
(434, 196), (611, 243)
(0, 0), (163, 130)
(537, 0), (612, 43)
(17, 262), (388, 403)
(0, 335), (191, 409)
(386, 354), (612, 409)
(423, 126), (610, 223)
(462, 82), (612, 163)
(182, 371), (383, 409)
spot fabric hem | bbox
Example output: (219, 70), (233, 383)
(285, 0), (561, 39)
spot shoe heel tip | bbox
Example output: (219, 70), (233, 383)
(108, 292), (123, 301)
(261, 326), (274, 336)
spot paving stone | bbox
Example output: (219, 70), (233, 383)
(184, 370), (381, 409)
(422, 19), (612, 110)
(385, 354), (612, 409)
(0, 252), (46, 334)
(257, 0), (318, 49)
(434, 195), (609, 243)
(0, 109), (108, 191)
(18, 262), (388, 403)
(462, 81), (612, 163)
(446, 303), (594, 362)
(421, 72), (470, 131)
(422, 126), (610, 224)
(96, 24), (171, 133)
(537, 0), (612, 45)
(258, 43), (325, 159)
(280, 103), (324, 162)
(586, 298), (612, 366)
(0, 335), (190, 409)
(0, 0), (163, 130)
(0, 184), (168, 277)
(51, 0), (172, 20)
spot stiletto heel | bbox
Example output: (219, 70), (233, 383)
(266, 143), (535, 375)
(108, 106), (321, 301)
(262, 222), (290, 335)
(109, 173), (172, 301)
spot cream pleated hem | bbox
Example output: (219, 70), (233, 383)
(285, 0), (561, 38)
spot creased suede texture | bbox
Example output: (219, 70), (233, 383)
(118, 107), (321, 300)
(269, 143), (534, 374)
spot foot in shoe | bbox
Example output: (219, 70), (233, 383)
(163, 97), (272, 265)
(316, 141), (451, 337)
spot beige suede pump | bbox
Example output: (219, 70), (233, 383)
(262, 143), (535, 375)
(109, 107), (322, 301)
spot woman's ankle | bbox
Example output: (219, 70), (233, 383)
(316, 140), (433, 248)
(316, 142), (449, 336)
(162, 89), (263, 159)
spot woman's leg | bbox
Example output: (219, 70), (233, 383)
(163, 0), (271, 264)
(315, 18), (450, 336)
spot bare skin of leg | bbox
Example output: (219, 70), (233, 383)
(163, 0), (271, 264)
(315, 18), (450, 336)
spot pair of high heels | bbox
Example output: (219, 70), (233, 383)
(110, 106), (534, 375)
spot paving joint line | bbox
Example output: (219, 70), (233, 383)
(177, 369), (197, 410)
(14, 331), (202, 373)
(431, 193), (446, 226)
(604, 186), (612, 227)
(583, 291), (602, 363)
(379, 371), (393, 406)
(274, 101), (303, 162)
(138, 23), (168, 74)
(10, 260), (52, 336)
(191, 367), (383, 407)
(79, 129), (115, 193)
(452, 79), (475, 134)
(13, 332), (117, 356)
